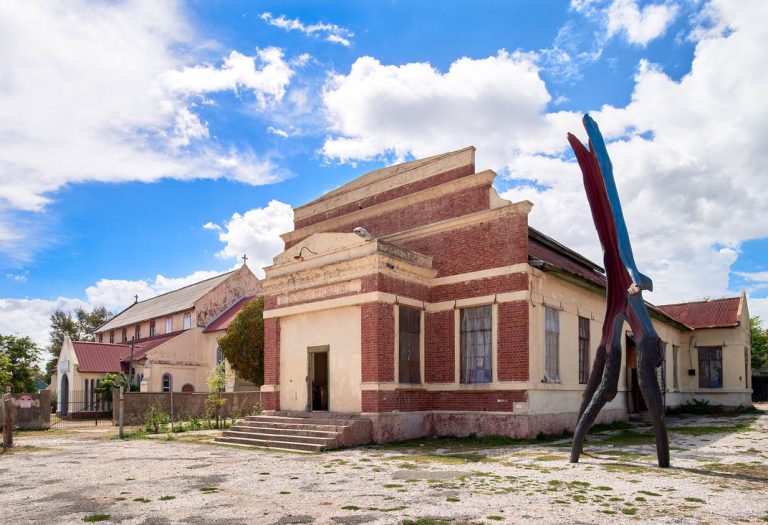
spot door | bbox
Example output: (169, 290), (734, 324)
(307, 346), (329, 411)
(60, 374), (69, 417)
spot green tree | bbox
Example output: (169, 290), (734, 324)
(206, 362), (227, 428)
(95, 372), (128, 403)
(0, 351), (11, 388)
(218, 297), (264, 386)
(45, 306), (113, 382)
(751, 316), (768, 370)
(0, 334), (41, 392)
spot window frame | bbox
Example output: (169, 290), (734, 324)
(134, 324), (140, 341)
(109, 330), (115, 344)
(165, 316), (173, 333)
(396, 305), (423, 385)
(459, 305), (493, 384)
(161, 373), (173, 393)
(149, 320), (156, 337)
(183, 312), (192, 330)
(121, 328), (127, 343)
(544, 306), (560, 383)
(578, 316), (590, 385)
(672, 345), (680, 391)
(698, 346), (723, 389)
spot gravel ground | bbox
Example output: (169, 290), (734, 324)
(1, 407), (767, 525)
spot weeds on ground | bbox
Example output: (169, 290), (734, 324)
(82, 515), (110, 522)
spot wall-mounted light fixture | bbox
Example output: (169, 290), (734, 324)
(293, 246), (318, 261)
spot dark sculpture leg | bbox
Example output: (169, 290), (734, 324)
(570, 338), (622, 463)
(577, 343), (606, 422)
(636, 337), (670, 468)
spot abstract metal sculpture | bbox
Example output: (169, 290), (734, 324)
(567, 115), (670, 468)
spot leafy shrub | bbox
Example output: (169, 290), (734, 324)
(144, 402), (170, 433)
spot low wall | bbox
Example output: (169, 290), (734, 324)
(0, 391), (51, 430)
(364, 407), (628, 444)
(114, 390), (262, 426)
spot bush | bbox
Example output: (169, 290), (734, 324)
(682, 399), (718, 415)
(144, 403), (170, 433)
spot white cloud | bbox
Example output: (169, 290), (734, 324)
(0, 2), (295, 263)
(321, 0), (768, 310)
(607, 0), (678, 45)
(260, 12), (353, 46)
(322, 51), (573, 166)
(736, 271), (768, 283)
(205, 200), (294, 277)
(0, 297), (89, 348)
(162, 48), (296, 108)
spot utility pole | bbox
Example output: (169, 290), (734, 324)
(128, 337), (135, 391)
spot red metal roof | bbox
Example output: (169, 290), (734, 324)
(72, 331), (184, 373)
(656, 297), (741, 329)
(203, 296), (256, 333)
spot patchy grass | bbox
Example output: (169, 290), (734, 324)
(637, 490), (661, 497)
(621, 508), (637, 515)
(374, 431), (570, 452)
(596, 429), (655, 446)
(446, 497), (460, 502)
(198, 487), (219, 494)
(133, 497), (150, 503)
(82, 515), (111, 523)
(159, 495), (175, 501)
(669, 422), (753, 435)
(589, 421), (634, 433)
(402, 519), (451, 525)
(341, 505), (360, 511)
(487, 516), (504, 521)
(685, 497), (706, 503)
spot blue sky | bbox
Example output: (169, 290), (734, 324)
(0, 0), (767, 346)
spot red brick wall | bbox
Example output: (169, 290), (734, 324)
(361, 274), (430, 301)
(401, 213), (528, 277)
(286, 184), (490, 249)
(261, 391), (279, 411)
(425, 310), (455, 383)
(361, 302), (395, 382)
(497, 300), (529, 382)
(430, 273), (527, 303)
(295, 164), (474, 230)
(361, 389), (527, 413)
(263, 317), (280, 386)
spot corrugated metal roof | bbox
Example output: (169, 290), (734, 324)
(73, 332), (184, 373)
(656, 297), (741, 329)
(98, 271), (233, 332)
(203, 296), (255, 333)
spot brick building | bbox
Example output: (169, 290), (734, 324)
(259, 147), (752, 443)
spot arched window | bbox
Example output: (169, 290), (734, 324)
(161, 373), (172, 393)
(216, 346), (223, 364)
(181, 383), (194, 393)
(149, 320), (156, 337)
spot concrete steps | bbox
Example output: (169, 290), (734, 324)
(214, 413), (373, 452)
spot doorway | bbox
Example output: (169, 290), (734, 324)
(60, 374), (69, 417)
(625, 335), (646, 413)
(308, 346), (329, 411)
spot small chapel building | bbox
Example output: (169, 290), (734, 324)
(51, 265), (260, 416)
(259, 147), (752, 443)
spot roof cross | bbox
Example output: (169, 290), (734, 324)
(242, 253), (248, 266)
(134, 294), (138, 303)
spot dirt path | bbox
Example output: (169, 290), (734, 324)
(1, 409), (767, 524)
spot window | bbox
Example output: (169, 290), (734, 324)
(544, 306), (560, 382)
(149, 320), (156, 337)
(460, 305), (492, 384)
(657, 342), (667, 392)
(216, 346), (223, 365)
(183, 312), (192, 330)
(578, 317), (590, 384)
(121, 328), (127, 343)
(398, 306), (421, 384)
(161, 373), (172, 393)
(698, 346), (722, 388)
(181, 384), (194, 393)
(98, 333), (103, 343)
(165, 316), (172, 333)
(134, 325), (140, 340)
(109, 330), (114, 344)
(672, 345), (679, 390)
(745, 348), (749, 389)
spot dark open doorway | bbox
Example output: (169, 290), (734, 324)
(626, 334), (647, 413)
(60, 374), (69, 417)
(308, 346), (329, 411)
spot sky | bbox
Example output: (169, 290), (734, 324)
(0, 0), (767, 349)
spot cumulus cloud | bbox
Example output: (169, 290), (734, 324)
(606, 0), (678, 45)
(0, 297), (89, 348)
(205, 200), (295, 277)
(0, 1), (295, 263)
(321, 0), (768, 310)
(260, 12), (353, 46)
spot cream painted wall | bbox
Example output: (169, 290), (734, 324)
(97, 310), (191, 343)
(141, 328), (220, 393)
(279, 306), (362, 413)
(529, 269), (751, 411)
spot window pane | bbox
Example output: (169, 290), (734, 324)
(672, 346), (679, 390)
(398, 306), (421, 384)
(460, 305), (492, 384)
(698, 347), (723, 388)
(545, 307), (560, 382)
(578, 317), (589, 384)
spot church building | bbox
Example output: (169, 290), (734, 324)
(258, 147), (752, 443)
